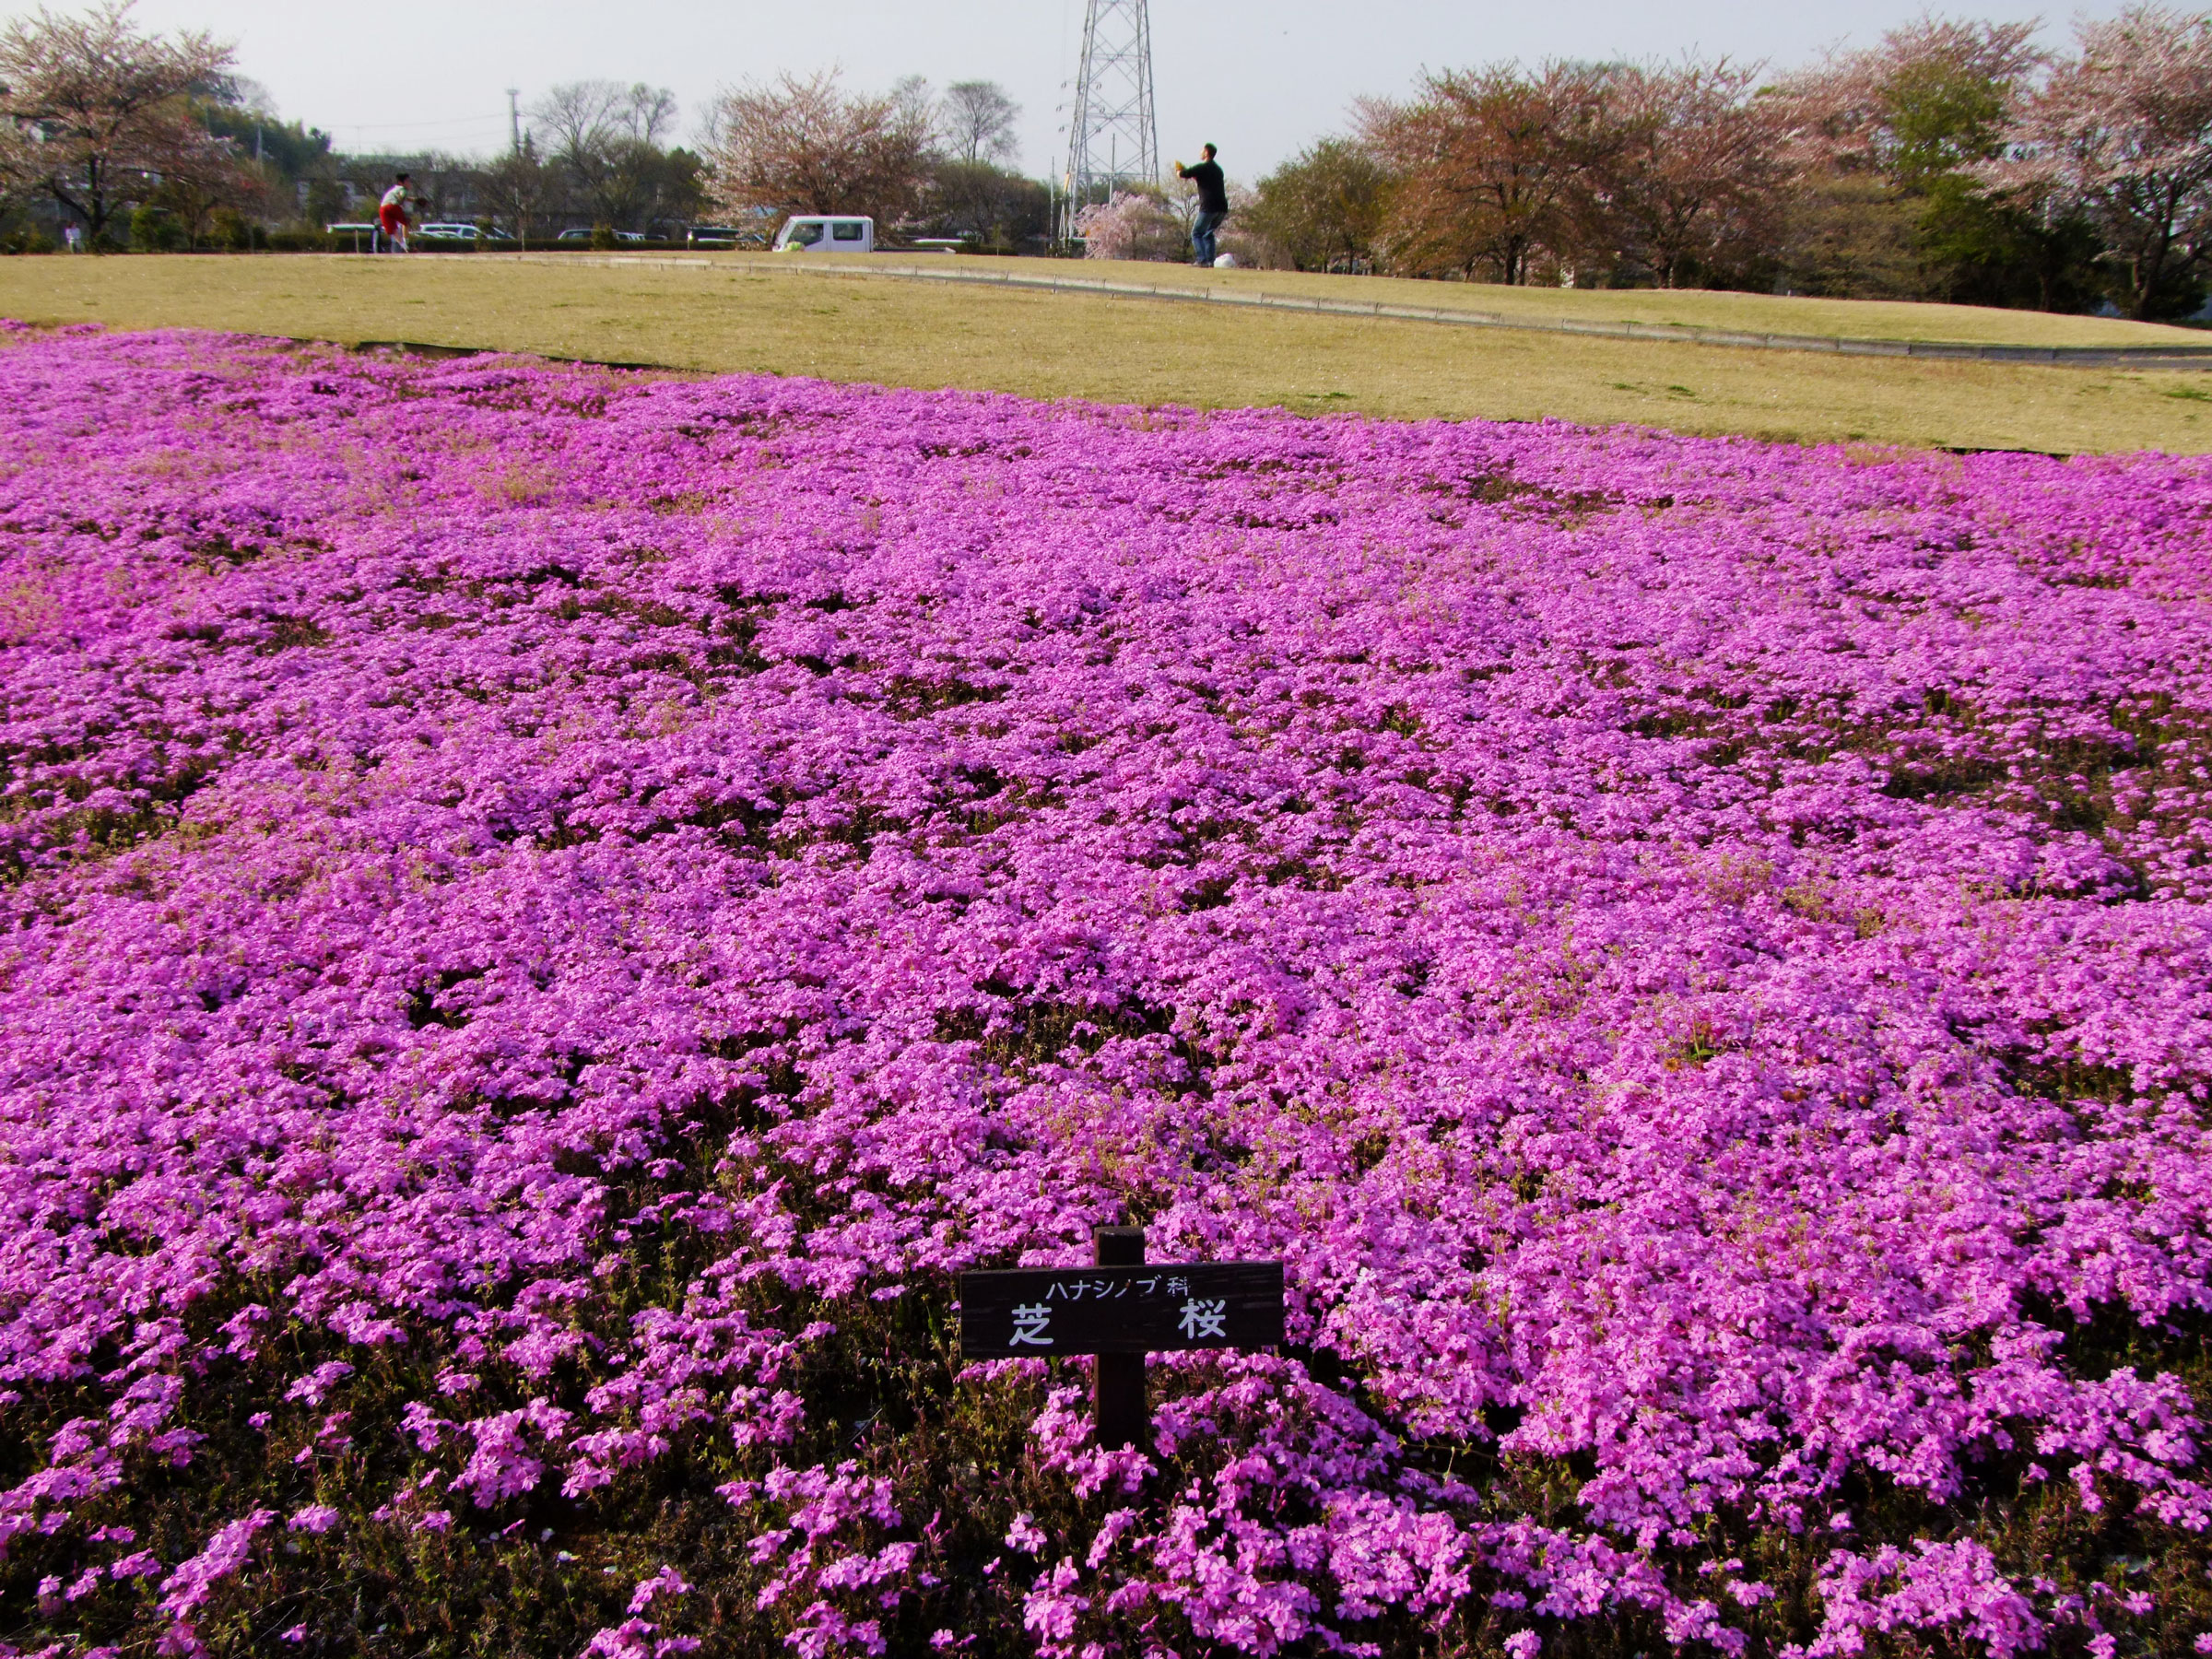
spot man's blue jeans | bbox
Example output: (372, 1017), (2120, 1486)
(1192, 210), (1227, 266)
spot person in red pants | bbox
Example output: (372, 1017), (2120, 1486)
(376, 172), (414, 253)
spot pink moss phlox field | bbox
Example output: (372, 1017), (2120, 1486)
(2, 324), (2211, 1656)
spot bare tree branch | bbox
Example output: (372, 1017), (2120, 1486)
(531, 80), (688, 229)
(940, 80), (1019, 168)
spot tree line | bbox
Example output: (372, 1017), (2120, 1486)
(1243, 6), (2212, 320)
(0, 4), (1046, 253)
(10, 0), (2212, 323)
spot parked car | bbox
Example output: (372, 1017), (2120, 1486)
(416, 222), (486, 244)
(686, 225), (740, 248)
(774, 216), (874, 253)
(554, 227), (649, 245)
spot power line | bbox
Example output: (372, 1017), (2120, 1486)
(326, 112), (512, 133)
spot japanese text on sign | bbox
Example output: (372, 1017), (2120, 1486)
(957, 1261), (1284, 1358)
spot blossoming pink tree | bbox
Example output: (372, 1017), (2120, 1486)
(1072, 189), (1182, 259)
(1986, 4), (2212, 317)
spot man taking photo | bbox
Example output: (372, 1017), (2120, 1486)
(1173, 144), (1228, 267)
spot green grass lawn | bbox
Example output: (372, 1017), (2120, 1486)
(2, 251), (2208, 453)
(816, 252), (2212, 348)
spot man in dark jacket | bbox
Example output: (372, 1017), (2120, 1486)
(1174, 144), (1229, 266)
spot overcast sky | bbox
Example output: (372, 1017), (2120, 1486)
(114, 0), (2136, 179)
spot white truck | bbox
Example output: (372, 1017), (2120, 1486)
(773, 215), (874, 253)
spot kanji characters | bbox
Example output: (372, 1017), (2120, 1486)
(1179, 1298), (1229, 1340)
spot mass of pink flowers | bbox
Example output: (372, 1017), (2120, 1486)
(2, 322), (2210, 1655)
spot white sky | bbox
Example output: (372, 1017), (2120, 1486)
(110, 0), (2135, 180)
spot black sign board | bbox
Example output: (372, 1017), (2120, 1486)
(958, 1261), (1285, 1358)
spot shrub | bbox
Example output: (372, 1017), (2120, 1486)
(127, 204), (183, 253)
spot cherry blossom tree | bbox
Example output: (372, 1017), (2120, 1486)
(1985, 5), (2212, 317)
(1359, 62), (1616, 284)
(703, 70), (935, 224)
(1773, 18), (2090, 305)
(0, 0), (248, 247)
(1072, 188), (1183, 260)
(1783, 18), (2041, 186)
(1593, 60), (1787, 288)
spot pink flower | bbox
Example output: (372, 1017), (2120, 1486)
(283, 1361), (354, 1407)
(157, 1511), (273, 1618)
(629, 1565), (691, 1614)
(5, 324), (2212, 1654)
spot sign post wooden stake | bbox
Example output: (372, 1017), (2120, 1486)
(1093, 1224), (1148, 1451)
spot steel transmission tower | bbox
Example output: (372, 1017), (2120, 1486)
(1063, 0), (1159, 238)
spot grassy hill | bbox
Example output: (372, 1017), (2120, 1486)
(821, 253), (2212, 349)
(1, 251), (2206, 453)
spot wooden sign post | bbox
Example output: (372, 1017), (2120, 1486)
(957, 1226), (1287, 1451)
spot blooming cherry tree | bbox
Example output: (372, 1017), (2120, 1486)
(1987, 5), (2212, 315)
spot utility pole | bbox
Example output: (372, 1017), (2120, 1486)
(1063, 0), (1159, 242)
(506, 88), (522, 155)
